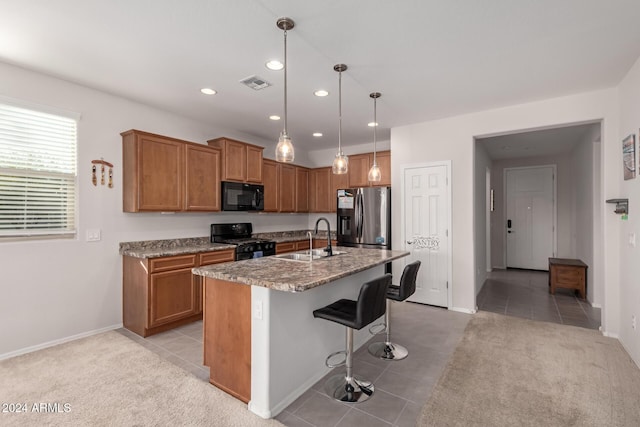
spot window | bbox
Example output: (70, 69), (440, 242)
(0, 101), (77, 238)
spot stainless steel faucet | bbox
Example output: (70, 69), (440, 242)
(307, 231), (313, 260)
(314, 217), (333, 256)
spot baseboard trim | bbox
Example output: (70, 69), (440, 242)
(0, 323), (123, 361)
(450, 306), (476, 314)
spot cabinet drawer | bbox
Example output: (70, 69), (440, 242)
(149, 254), (197, 273)
(276, 242), (296, 254)
(296, 240), (311, 250)
(199, 249), (235, 265)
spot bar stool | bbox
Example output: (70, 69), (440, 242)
(312, 274), (391, 403)
(368, 261), (421, 360)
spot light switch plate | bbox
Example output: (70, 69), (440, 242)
(629, 233), (636, 248)
(86, 229), (101, 242)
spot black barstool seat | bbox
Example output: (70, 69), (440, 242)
(368, 261), (421, 361)
(313, 274), (391, 403)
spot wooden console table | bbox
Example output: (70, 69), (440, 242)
(548, 258), (587, 299)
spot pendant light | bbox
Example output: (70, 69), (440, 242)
(275, 17), (295, 163)
(332, 64), (349, 174)
(367, 92), (382, 182)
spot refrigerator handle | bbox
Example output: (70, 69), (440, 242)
(357, 190), (364, 240)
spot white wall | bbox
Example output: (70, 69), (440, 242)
(616, 55), (640, 366)
(474, 142), (492, 295)
(391, 89), (620, 334)
(305, 140), (390, 168)
(571, 125), (600, 304)
(0, 62), (311, 358)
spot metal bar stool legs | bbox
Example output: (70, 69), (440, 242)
(313, 274), (391, 403)
(368, 299), (409, 360)
(324, 327), (374, 402)
(367, 261), (421, 361)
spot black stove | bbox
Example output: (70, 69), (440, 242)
(210, 223), (276, 260)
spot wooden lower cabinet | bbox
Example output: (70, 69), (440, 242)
(276, 241), (297, 254)
(277, 239), (336, 254)
(123, 249), (235, 337)
(204, 278), (251, 403)
(149, 268), (197, 328)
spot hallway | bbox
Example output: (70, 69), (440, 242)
(477, 269), (601, 330)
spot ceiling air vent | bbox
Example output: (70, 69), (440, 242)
(240, 75), (272, 90)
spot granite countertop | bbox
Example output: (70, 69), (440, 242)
(192, 246), (409, 293)
(119, 237), (235, 258)
(119, 230), (336, 258)
(253, 230), (336, 243)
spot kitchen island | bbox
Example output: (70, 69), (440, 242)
(192, 246), (409, 419)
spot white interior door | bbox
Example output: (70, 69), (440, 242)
(505, 166), (556, 270)
(403, 163), (450, 307)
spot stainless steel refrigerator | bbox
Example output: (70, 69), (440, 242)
(337, 187), (391, 250)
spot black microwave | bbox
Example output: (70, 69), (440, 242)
(221, 181), (264, 211)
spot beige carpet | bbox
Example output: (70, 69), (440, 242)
(418, 311), (640, 427)
(0, 331), (282, 426)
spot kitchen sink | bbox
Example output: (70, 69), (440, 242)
(275, 250), (346, 262)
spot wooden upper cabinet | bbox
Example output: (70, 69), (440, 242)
(185, 144), (221, 211)
(372, 150), (391, 187)
(207, 137), (264, 183)
(347, 153), (372, 188)
(295, 166), (309, 213)
(278, 164), (296, 213)
(345, 151), (391, 188)
(123, 130), (220, 212)
(331, 171), (349, 211)
(246, 145), (264, 183)
(310, 167), (332, 213)
(262, 159), (279, 212)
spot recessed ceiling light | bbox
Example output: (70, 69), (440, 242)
(313, 132), (323, 137)
(266, 60), (284, 71)
(269, 115), (281, 121)
(314, 90), (329, 97)
(368, 122), (379, 127)
(200, 88), (217, 95)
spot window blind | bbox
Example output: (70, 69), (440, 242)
(0, 103), (77, 237)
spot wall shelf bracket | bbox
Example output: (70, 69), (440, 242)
(605, 198), (629, 215)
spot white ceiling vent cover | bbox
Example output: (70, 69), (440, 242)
(240, 75), (272, 90)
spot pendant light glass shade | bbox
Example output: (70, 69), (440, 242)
(367, 92), (382, 182)
(276, 131), (294, 162)
(275, 18), (295, 163)
(332, 151), (348, 174)
(332, 64), (349, 174)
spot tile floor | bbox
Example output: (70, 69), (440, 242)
(477, 268), (601, 330)
(116, 268), (599, 426)
(117, 301), (471, 427)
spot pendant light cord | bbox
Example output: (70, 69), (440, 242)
(283, 29), (288, 135)
(373, 95), (377, 164)
(338, 69), (342, 153)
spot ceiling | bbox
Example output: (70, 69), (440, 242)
(478, 122), (601, 160)
(1, 1), (639, 153)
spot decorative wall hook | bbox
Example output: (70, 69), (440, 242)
(91, 159), (114, 188)
(606, 198), (629, 219)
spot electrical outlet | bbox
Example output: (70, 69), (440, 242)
(254, 300), (263, 320)
(632, 315), (637, 330)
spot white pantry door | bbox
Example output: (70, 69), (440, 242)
(505, 166), (556, 270)
(403, 163), (450, 307)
